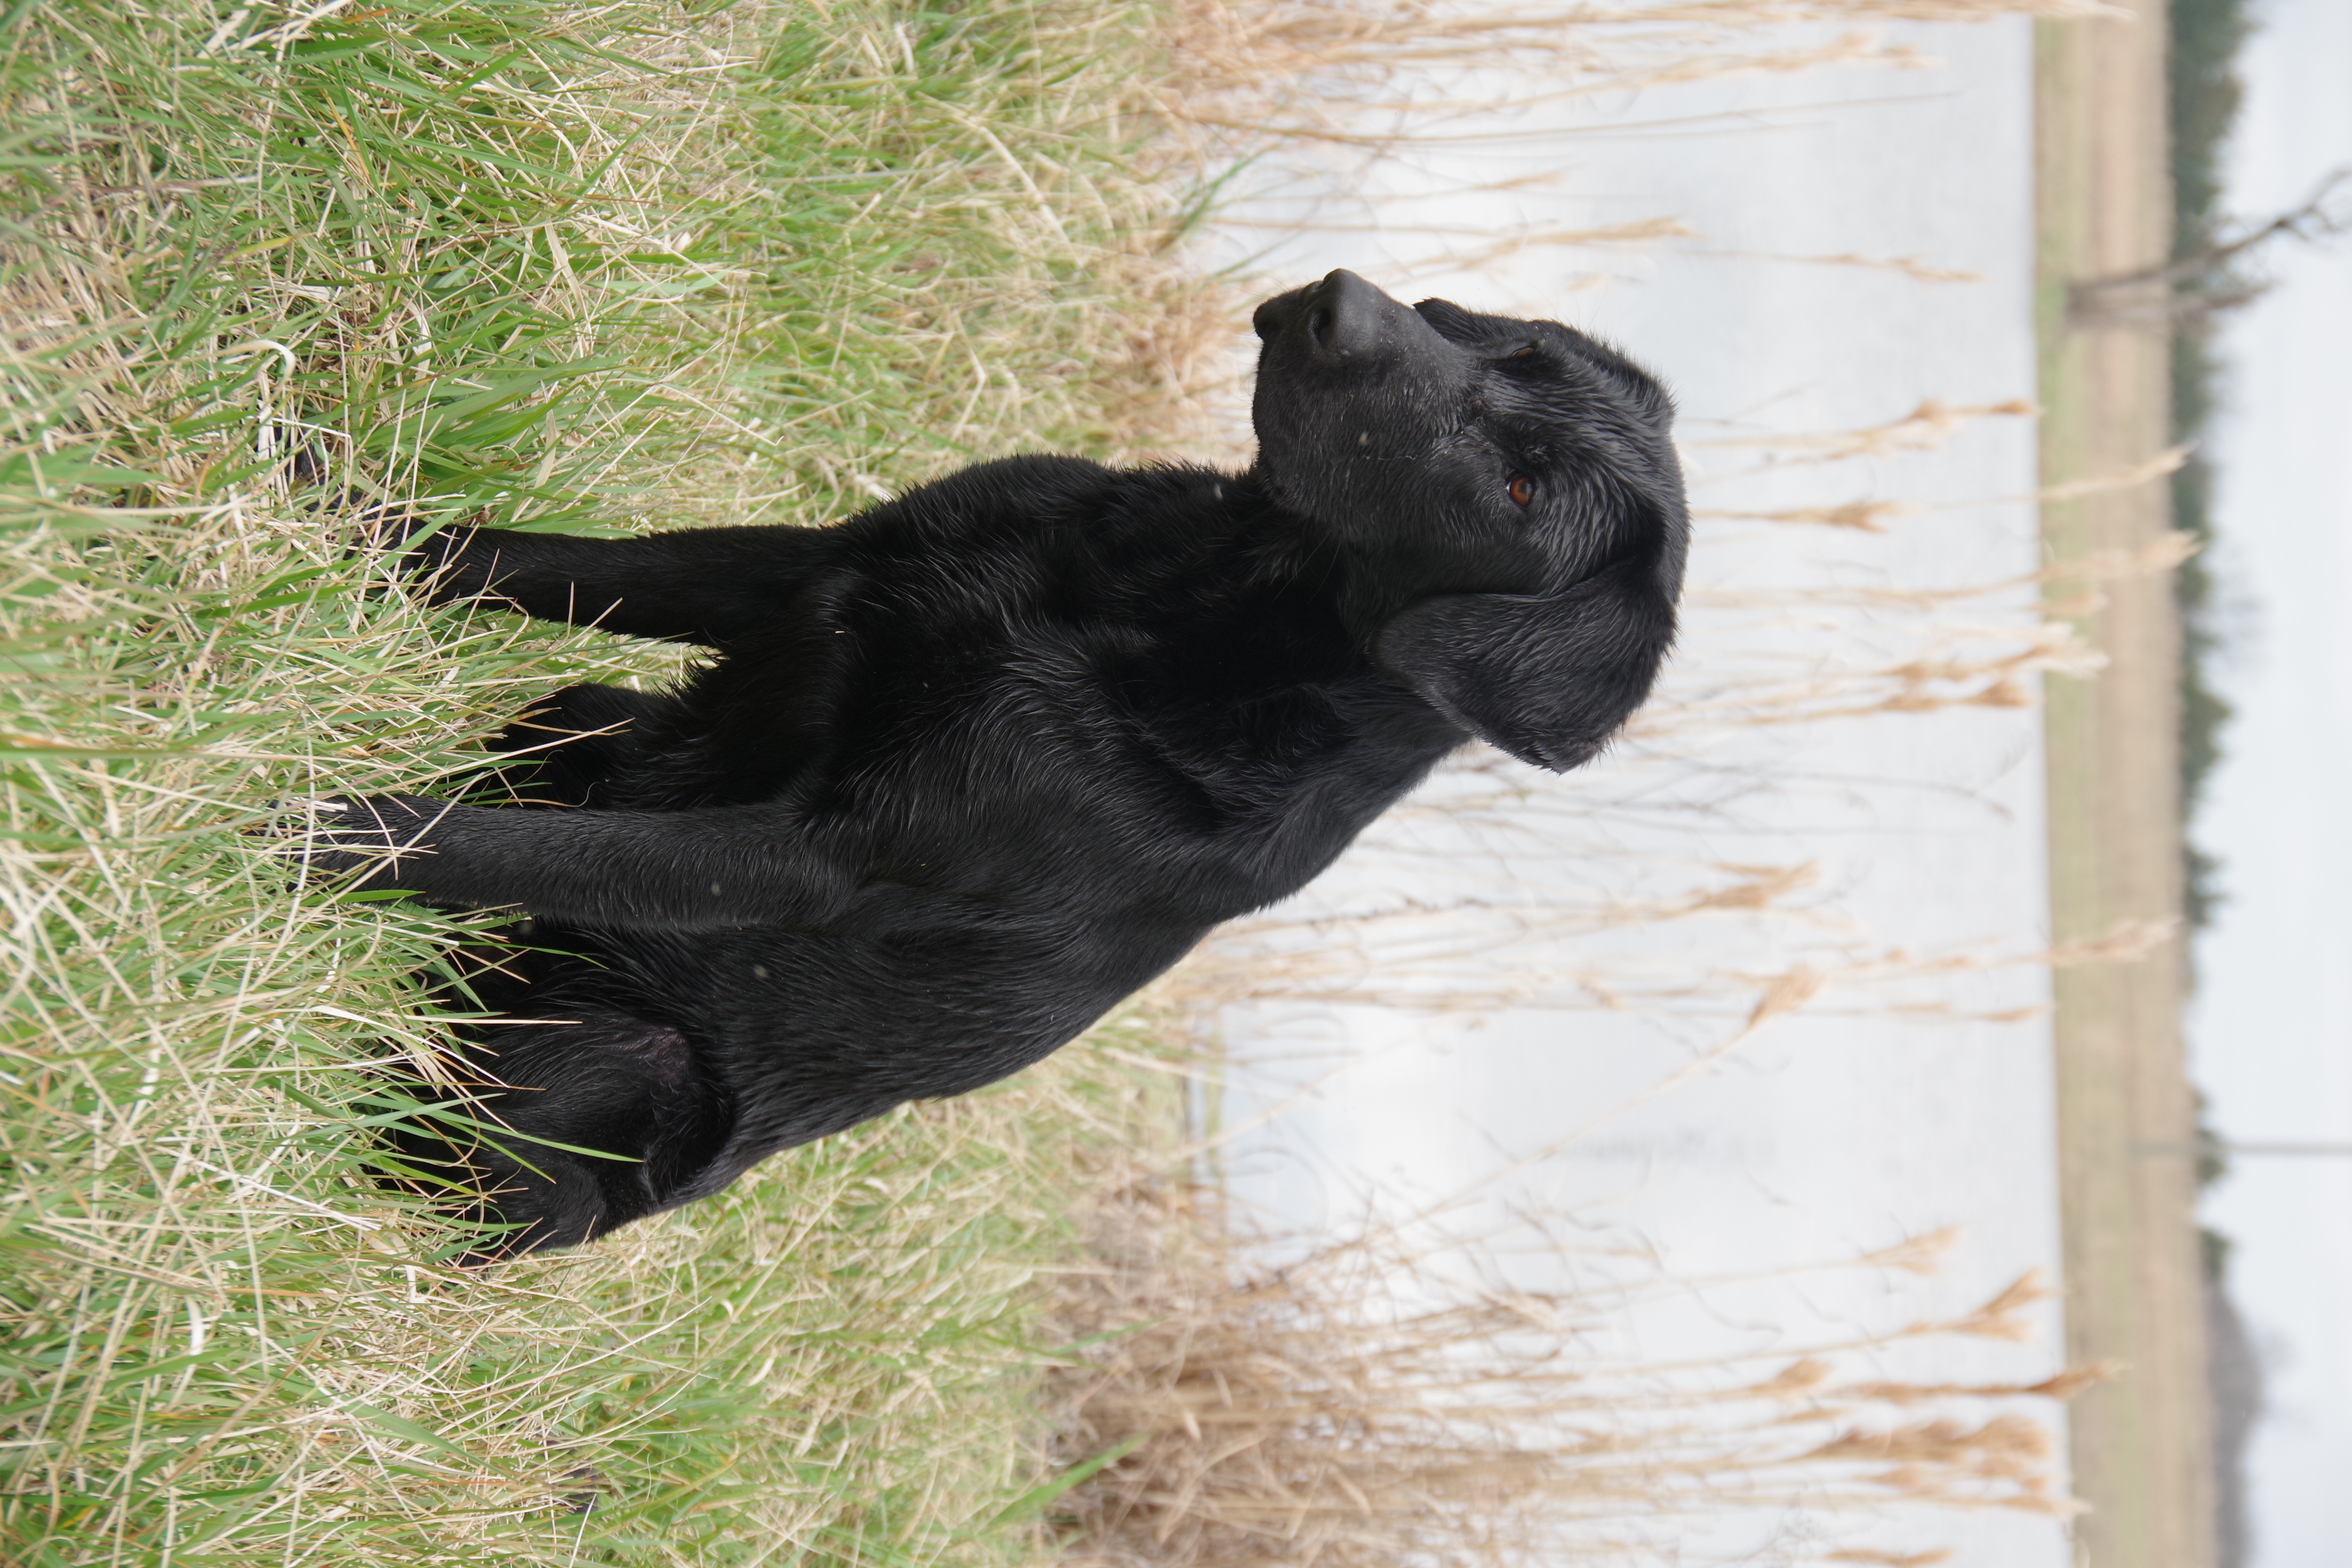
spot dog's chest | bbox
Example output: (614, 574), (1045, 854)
(654, 522), (1377, 818)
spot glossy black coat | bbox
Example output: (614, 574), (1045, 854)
(316, 271), (1690, 1256)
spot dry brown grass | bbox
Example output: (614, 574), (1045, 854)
(1035, 1172), (2096, 1568)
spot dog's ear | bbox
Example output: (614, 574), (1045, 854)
(1375, 560), (1674, 772)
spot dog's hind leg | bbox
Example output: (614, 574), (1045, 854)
(384, 1008), (735, 1259)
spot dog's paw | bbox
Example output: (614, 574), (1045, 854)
(347, 501), (437, 556)
(345, 503), (487, 604)
(267, 793), (443, 891)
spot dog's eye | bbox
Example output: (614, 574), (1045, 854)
(1508, 345), (1537, 360)
(1507, 474), (1537, 507)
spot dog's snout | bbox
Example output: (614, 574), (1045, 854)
(1255, 270), (1416, 361)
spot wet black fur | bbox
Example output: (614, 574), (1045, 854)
(318, 272), (1690, 1256)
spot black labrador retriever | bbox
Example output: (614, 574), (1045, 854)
(309, 270), (1689, 1256)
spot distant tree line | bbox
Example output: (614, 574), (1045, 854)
(2073, 0), (2348, 932)
(2169, 0), (2256, 929)
(2167, 11), (2264, 1563)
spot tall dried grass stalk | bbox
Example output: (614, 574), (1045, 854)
(1038, 1174), (2092, 1568)
(1695, 445), (2189, 531)
(1690, 397), (2038, 463)
(1165, 892), (2160, 1042)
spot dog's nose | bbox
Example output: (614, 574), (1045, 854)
(1302, 270), (1393, 361)
(1254, 270), (1407, 358)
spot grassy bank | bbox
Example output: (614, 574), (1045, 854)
(2036, 2), (2218, 1563)
(0, 2), (1204, 1561)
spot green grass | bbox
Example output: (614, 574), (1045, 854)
(0, 0), (1203, 1561)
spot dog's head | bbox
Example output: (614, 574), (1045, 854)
(1250, 270), (1687, 773)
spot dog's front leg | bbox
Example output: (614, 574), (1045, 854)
(373, 518), (844, 647)
(291, 795), (858, 931)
